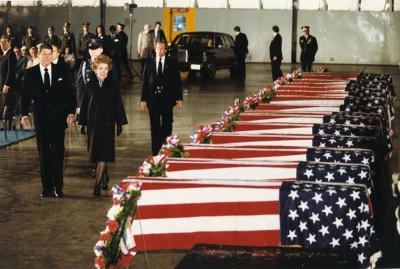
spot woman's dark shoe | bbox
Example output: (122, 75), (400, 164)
(101, 174), (109, 190)
(93, 184), (101, 196)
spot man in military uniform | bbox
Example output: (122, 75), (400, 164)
(22, 25), (38, 51)
(59, 22), (76, 55)
(43, 26), (59, 47)
(78, 22), (94, 60)
(5, 25), (19, 49)
(299, 26), (318, 72)
(117, 22), (133, 82)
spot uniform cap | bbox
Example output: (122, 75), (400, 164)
(82, 22), (90, 27)
(301, 26), (310, 31)
(63, 22), (71, 27)
(117, 22), (125, 28)
(87, 38), (103, 50)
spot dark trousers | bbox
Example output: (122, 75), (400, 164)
(271, 60), (283, 81)
(148, 105), (173, 156)
(301, 61), (313, 72)
(35, 118), (66, 192)
(236, 54), (246, 79)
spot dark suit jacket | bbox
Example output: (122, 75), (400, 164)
(118, 31), (129, 57)
(150, 29), (167, 43)
(21, 63), (76, 130)
(141, 56), (183, 109)
(0, 49), (17, 90)
(269, 33), (283, 61)
(299, 34), (318, 62)
(234, 32), (249, 56)
(15, 55), (28, 82)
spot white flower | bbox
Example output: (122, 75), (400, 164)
(94, 240), (105, 256)
(107, 204), (123, 220)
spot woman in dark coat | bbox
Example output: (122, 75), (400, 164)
(78, 54), (128, 196)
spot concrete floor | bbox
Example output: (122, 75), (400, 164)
(0, 62), (399, 269)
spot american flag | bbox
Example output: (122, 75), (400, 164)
(279, 181), (381, 268)
(296, 161), (372, 194)
(306, 148), (375, 174)
(127, 177), (283, 251)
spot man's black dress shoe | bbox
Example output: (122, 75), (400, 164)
(41, 191), (55, 198)
(54, 188), (64, 198)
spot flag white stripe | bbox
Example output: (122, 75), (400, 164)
(138, 187), (280, 205)
(234, 128), (313, 134)
(166, 167), (296, 180)
(132, 215), (280, 234)
(215, 140), (313, 147)
(246, 118), (323, 124)
(273, 100), (344, 106)
(234, 155), (307, 161)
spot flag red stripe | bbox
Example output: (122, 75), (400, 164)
(136, 201), (280, 219)
(133, 230), (281, 251)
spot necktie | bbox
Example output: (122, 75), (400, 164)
(44, 68), (50, 89)
(158, 58), (163, 77)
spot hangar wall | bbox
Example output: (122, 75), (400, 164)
(0, 6), (398, 65)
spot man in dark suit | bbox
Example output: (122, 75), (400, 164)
(43, 26), (60, 47)
(269, 25), (284, 81)
(299, 26), (318, 72)
(0, 35), (17, 124)
(21, 44), (76, 198)
(14, 46), (28, 93)
(117, 23), (134, 82)
(141, 41), (183, 156)
(151, 21), (167, 44)
(233, 26), (249, 80)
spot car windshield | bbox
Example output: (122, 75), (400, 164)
(172, 34), (217, 47)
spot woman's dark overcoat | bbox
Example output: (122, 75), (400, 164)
(78, 77), (127, 162)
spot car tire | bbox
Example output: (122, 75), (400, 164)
(200, 62), (217, 79)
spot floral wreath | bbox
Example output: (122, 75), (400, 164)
(94, 181), (142, 269)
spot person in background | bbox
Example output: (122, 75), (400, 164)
(233, 26), (249, 80)
(95, 25), (110, 56)
(299, 25), (318, 72)
(60, 22), (76, 55)
(269, 25), (283, 82)
(5, 25), (19, 49)
(78, 22), (94, 59)
(63, 46), (76, 70)
(21, 43), (76, 198)
(150, 21), (167, 44)
(137, 24), (154, 74)
(26, 46), (40, 69)
(78, 54), (128, 196)
(22, 25), (38, 51)
(43, 26), (59, 47)
(117, 22), (134, 82)
(14, 45), (28, 93)
(0, 35), (17, 128)
(108, 25), (121, 81)
(141, 41), (183, 156)
(21, 46), (29, 57)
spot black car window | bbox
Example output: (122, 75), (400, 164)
(222, 34), (234, 47)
